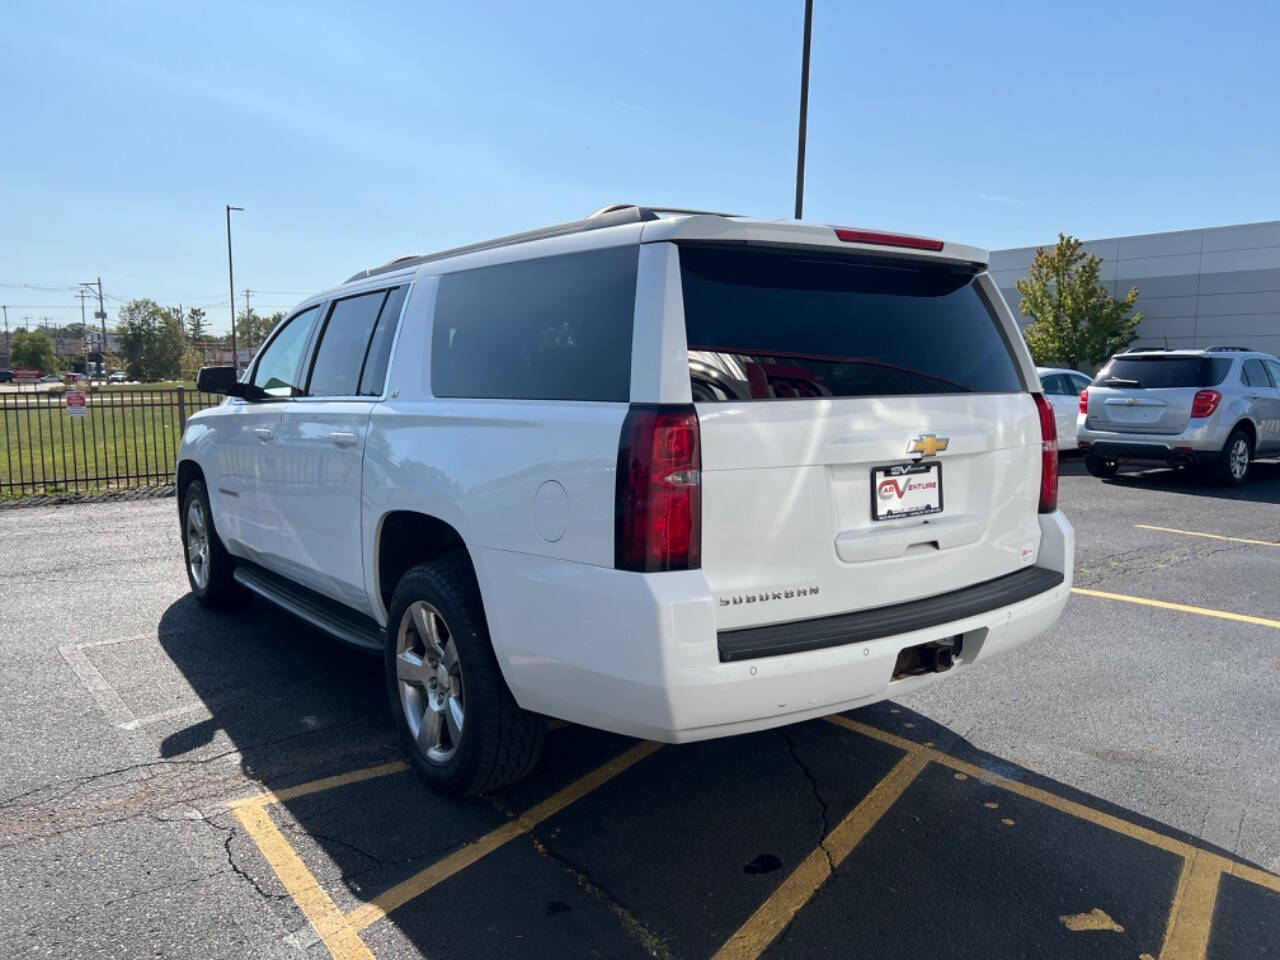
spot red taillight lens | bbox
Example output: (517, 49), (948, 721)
(1079, 388), (1089, 414)
(834, 228), (945, 252)
(615, 405), (701, 572)
(1191, 389), (1221, 418)
(1033, 393), (1058, 514)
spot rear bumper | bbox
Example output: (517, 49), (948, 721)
(477, 511), (1074, 743)
(1077, 438), (1218, 465)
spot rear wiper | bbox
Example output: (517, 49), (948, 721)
(1104, 377), (1141, 388)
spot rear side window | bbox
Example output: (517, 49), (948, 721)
(307, 288), (402, 397)
(430, 246), (638, 402)
(677, 245), (1022, 401)
(1094, 356), (1232, 389)
(358, 286), (407, 396)
(1242, 358), (1273, 388)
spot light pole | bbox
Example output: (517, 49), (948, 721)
(80, 278), (107, 380)
(226, 205), (243, 371)
(794, 0), (813, 220)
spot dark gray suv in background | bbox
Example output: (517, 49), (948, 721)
(1076, 347), (1280, 485)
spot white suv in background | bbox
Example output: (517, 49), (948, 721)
(177, 205), (1074, 796)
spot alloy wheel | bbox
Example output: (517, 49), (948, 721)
(396, 601), (465, 764)
(1230, 438), (1249, 481)
(185, 499), (210, 591)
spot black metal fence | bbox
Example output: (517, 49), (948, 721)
(0, 387), (223, 498)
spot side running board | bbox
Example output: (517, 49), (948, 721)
(233, 563), (384, 653)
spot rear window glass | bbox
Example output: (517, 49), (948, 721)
(1093, 356), (1232, 389)
(677, 245), (1022, 401)
(431, 246), (638, 402)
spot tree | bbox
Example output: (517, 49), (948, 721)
(117, 299), (188, 381)
(235, 308), (282, 352)
(10, 330), (60, 373)
(185, 306), (208, 344)
(1015, 233), (1143, 368)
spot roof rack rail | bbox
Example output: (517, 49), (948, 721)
(343, 204), (734, 284)
(1205, 345), (1253, 352)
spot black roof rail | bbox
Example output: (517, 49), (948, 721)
(1205, 345), (1253, 352)
(343, 204), (735, 284)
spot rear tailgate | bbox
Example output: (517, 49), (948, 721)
(676, 243), (1045, 631)
(1085, 355), (1233, 435)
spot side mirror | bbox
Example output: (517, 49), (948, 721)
(196, 366), (239, 395)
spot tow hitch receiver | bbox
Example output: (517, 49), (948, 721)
(892, 636), (962, 680)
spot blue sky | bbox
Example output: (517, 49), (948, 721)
(3, 0), (1278, 332)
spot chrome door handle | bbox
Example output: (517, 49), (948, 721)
(329, 431), (359, 447)
(253, 426), (274, 442)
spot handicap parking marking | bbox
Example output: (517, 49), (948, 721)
(1071, 587), (1280, 630)
(229, 740), (661, 960)
(1135, 524), (1280, 549)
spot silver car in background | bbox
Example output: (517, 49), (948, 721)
(1076, 347), (1280, 485)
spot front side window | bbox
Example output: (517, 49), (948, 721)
(678, 244), (1023, 402)
(307, 290), (390, 397)
(430, 246), (638, 402)
(251, 306), (318, 397)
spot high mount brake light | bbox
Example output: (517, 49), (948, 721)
(1033, 393), (1058, 513)
(834, 228), (945, 252)
(615, 405), (701, 572)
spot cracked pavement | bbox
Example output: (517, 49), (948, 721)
(3, 461), (1280, 958)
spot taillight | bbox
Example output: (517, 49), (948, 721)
(1191, 389), (1221, 418)
(615, 405), (701, 572)
(834, 228), (944, 252)
(1033, 393), (1058, 513)
(1079, 388), (1089, 415)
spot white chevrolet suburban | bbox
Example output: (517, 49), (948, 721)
(178, 205), (1073, 796)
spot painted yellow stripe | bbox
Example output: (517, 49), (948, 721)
(829, 715), (1280, 898)
(346, 740), (662, 931)
(1159, 849), (1222, 960)
(1136, 523), (1280, 548)
(1071, 587), (1280, 630)
(711, 751), (929, 960)
(227, 760), (410, 810)
(232, 801), (375, 960)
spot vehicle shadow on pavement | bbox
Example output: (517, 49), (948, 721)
(155, 595), (1280, 960)
(1060, 455), (1280, 506)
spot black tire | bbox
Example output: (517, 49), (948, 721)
(1213, 427), (1253, 486)
(181, 479), (239, 606)
(1084, 454), (1119, 479)
(385, 552), (546, 797)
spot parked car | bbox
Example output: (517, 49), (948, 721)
(38, 374), (63, 383)
(177, 204), (1073, 796)
(108, 372), (128, 383)
(1077, 346), (1279, 484)
(0, 370), (12, 383)
(1036, 367), (1092, 451)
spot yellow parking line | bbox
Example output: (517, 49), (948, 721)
(227, 761), (410, 810)
(711, 751), (930, 960)
(347, 740), (661, 931)
(1071, 587), (1280, 630)
(1136, 524), (1280, 548)
(233, 800), (376, 960)
(1158, 849), (1222, 960)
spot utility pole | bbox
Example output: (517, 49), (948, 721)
(226, 204), (243, 371)
(794, 0), (814, 220)
(81, 278), (108, 381)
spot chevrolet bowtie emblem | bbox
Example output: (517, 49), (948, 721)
(907, 434), (949, 457)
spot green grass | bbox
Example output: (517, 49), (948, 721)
(0, 388), (221, 498)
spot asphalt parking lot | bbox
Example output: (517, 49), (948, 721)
(3, 458), (1280, 960)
